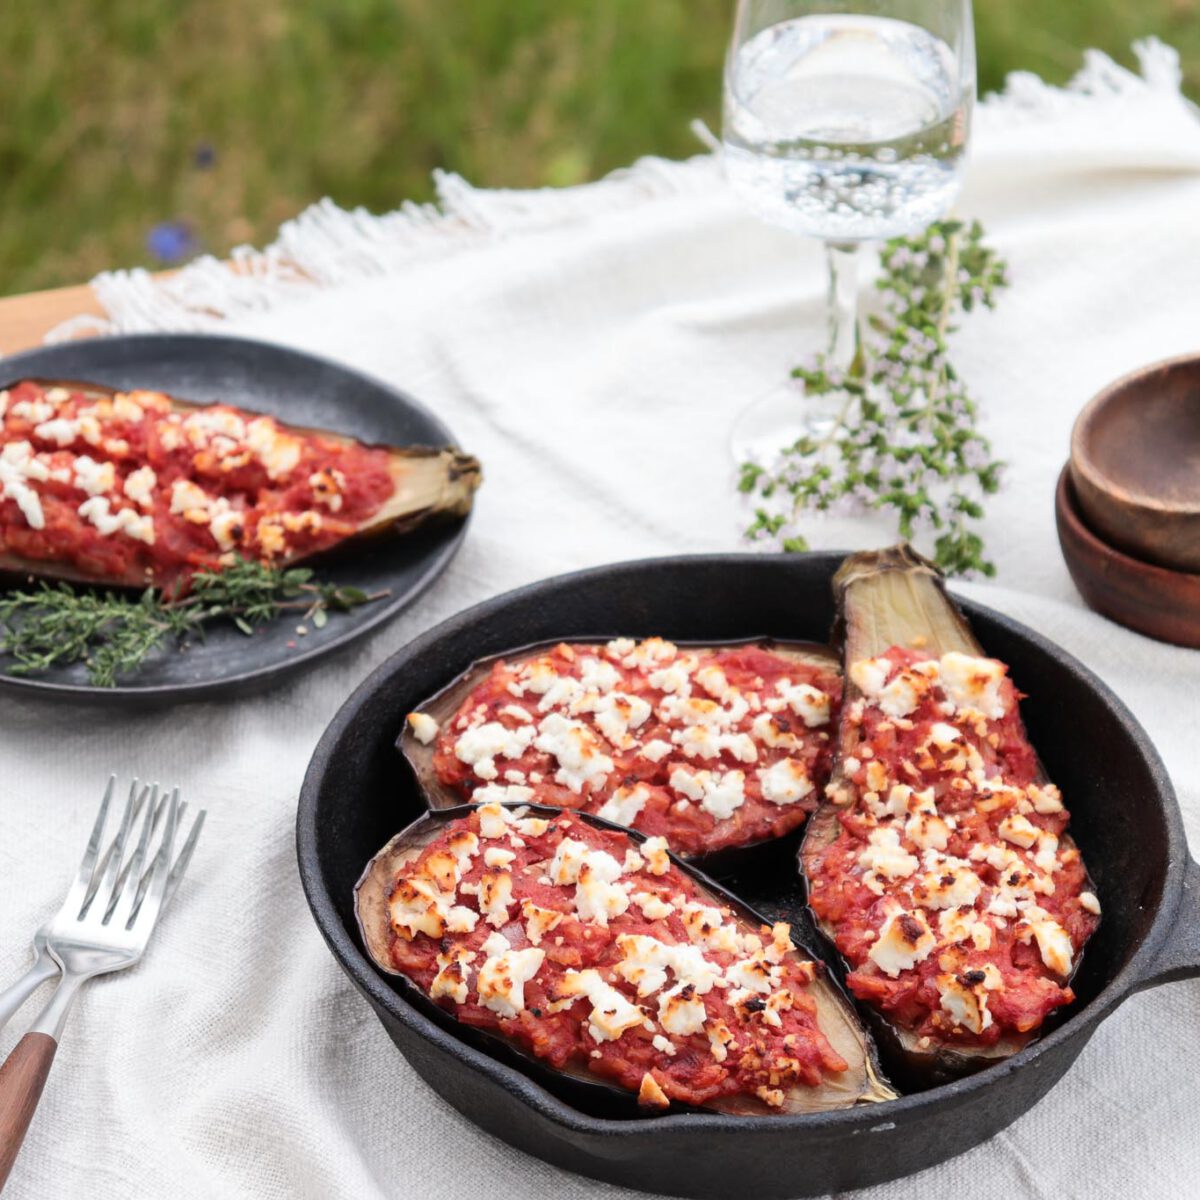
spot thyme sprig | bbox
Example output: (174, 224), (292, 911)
(0, 558), (387, 687)
(739, 219), (1009, 577)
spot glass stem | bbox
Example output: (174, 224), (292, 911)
(824, 240), (863, 377)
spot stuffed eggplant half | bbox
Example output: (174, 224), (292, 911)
(398, 637), (842, 870)
(356, 801), (893, 1116)
(0, 378), (480, 590)
(801, 546), (1101, 1088)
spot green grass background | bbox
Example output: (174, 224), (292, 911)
(2, 0), (1197, 294)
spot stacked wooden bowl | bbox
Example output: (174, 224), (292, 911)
(1058, 353), (1200, 647)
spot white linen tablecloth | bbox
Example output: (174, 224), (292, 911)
(2, 40), (1199, 1200)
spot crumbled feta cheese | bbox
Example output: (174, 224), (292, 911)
(406, 711), (440, 745)
(999, 813), (1040, 849)
(553, 969), (648, 1041)
(639, 739), (673, 763)
(868, 906), (936, 977)
(658, 984), (707, 1036)
(914, 860), (982, 910)
(476, 945), (545, 1018)
(454, 721), (536, 782)
(534, 712), (614, 793)
(773, 679), (831, 728)
(632, 891), (674, 921)
(123, 465), (157, 509)
(757, 759), (813, 806)
(592, 692), (653, 749)
(596, 784), (650, 828)
(667, 767), (746, 820)
(858, 826), (919, 880)
(938, 651), (1007, 720)
(77, 496), (154, 544)
(640, 836), (671, 876)
(936, 972), (993, 1034)
(693, 665), (728, 700)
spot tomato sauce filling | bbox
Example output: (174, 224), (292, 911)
(806, 646), (1101, 1049)
(384, 803), (851, 1110)
(413, 637), (843, 857)
(0, 380), (396, 588)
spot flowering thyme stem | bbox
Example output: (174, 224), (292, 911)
(739, 218), (1009, 578)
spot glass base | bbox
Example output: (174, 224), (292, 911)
(729, 380), (842, 465)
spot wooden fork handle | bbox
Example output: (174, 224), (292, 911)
(0, 1033), (57, 1191)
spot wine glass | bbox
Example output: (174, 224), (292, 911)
(723, 0), (975, 458)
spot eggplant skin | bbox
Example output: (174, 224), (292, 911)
(800, 544), (1099, 1089)
(356, 803), (895, 1118)
(0, 378), (481, 590)
(395, 636), (841, 874)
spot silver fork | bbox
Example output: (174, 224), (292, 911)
(0, 779), (205, 1035)
(0, 778), (205, 1190)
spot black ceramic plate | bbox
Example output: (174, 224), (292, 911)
(0, 334), (471, 704)
(298, 553), (1200, 1200)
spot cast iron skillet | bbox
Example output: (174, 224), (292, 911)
(0, 334), (471, 705)
(297, 553), (1200, 1199)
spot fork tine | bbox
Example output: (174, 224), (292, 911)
(106, 783), (160, 925)
(163, 809), (205, 908)
(130, 800), (192, 913)
(75, 777), (141, 916)
(83, 781), (149, 913)
(128, 788), (181, 932)
(123, 796), (186, 912)
(62, 772), (117, 912)
(89, 782), (150, 920)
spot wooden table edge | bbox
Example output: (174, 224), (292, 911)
(0, 282), (106, 356)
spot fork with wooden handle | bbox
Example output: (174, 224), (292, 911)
(0, 778), (205, 1191)
(0, 779), (204, 1036)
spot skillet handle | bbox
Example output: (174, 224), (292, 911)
(1135, 855), (1200, 991)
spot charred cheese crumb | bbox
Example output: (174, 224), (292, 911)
(592, 693), (653, 749)
(521, 900), (564, 946)
(430, 946), (475, 1005)
(858, 826), (919, 880)
(1017, 907), (1074, 976)
(632, 891), (674, 921)
(868, 906), (936, 977)
(476, 940), (545, 1019)
(534, 712), (615, 794)
(554, 969), (648, 1041)
(657, 984), (707, 1036)
(936, 971), (993, 1034)
(406, 711), (440, 745)
(756, 759), (813, 806)
(620, 637), (677, 670)
(998, 813), (1040, 849)
(637, 1072), (670, 1109)
(667, 766), (746, 819)
(123, 465), (157, 509)
(596, 784), (650, 828)
(770, 679), (831, 728)
(938, 651), (1008, 719)
(641, 837), (670, 876)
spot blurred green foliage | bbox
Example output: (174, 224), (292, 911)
(1, 0), (1197, 293)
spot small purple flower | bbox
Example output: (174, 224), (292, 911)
(146, 221), (198, 264)
(193, 142), (217, 170)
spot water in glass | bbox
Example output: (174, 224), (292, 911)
(723, 14), (969, 243)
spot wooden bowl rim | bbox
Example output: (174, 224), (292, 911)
(1056, 464), (1200, 588)
(1070, 351), (1200, 518)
